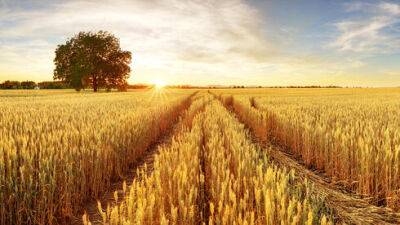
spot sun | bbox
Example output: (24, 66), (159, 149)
(153, 79), (167, 89)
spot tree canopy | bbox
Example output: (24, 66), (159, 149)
(0, 80), (36, 89)
(54, 31), (132, 91)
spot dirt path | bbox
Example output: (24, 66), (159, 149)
(264, 144), (400, 225)
(73, 93), (198, 225)
(79, 139), (162, 224)
(220, 96), (400, 225)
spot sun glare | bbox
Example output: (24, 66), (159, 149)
(153, 79), (166, 89)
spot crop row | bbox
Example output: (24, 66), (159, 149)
(99, 94), (333, 224)
(0, 91), (193, 225)
(229, 91), (400, 211)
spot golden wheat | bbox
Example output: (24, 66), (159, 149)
(220, 88), (400, 211)
(101, 95), (333, 225)
(97, 92), (212, 225)
(0, 90), (194, 225)
(202, 99), (332, 225)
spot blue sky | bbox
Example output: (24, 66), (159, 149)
(0, 0), (399, 86)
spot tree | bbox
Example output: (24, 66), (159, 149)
(21, 81), (37, 89)
(38, 81), (70, 89)
(1, 80), (21, 89)
(54, 31), (132, 92)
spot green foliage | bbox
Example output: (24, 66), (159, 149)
(0, 80), (36, 89)
(20, 81), (36, 89)
(54, 31), (132, 92)
(0, 80), (21, 89)
(37, 81), (69, 89)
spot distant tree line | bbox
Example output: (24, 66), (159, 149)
(166, 85), (197, 89)
(0, 81), (36, 89)
(0, 80), (70, 89)
(0, 81), (345, 90)
(38, 81), (70, 89)
(207, 85), (343, 89)
(269, 85), (342, 88)
(127, 84), (152, 89)
(231, 85), (246, 88)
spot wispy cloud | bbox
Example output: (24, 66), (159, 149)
(330, 1), (400, 53)
(379, 2), (400, 15)
(0, 0), (278, 83)
(1, 0), (399, 86)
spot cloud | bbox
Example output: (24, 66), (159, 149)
(344, 1), (400, 15)
(1, 0), (399, 86)
(0, 0), (278, 83)
(343, 1), (369, 12)
(379, 2), (400, 15)
(330, 1), (400, 54)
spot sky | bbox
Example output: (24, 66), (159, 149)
(0, 0), (399, 87)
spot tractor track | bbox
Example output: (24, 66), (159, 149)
(72, 92), (199, 225)
(218, 94), (400, 225)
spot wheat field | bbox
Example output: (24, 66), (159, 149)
(1, 88), (400, 225)
(0, 89), (193, 224)
(216, 88), (400, 211)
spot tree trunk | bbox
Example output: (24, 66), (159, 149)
(93, 75), (98, 92)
